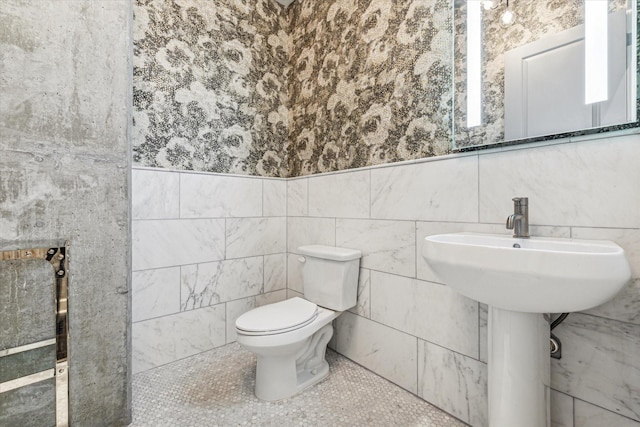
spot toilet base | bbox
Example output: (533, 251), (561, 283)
(254, 323), (334, 401)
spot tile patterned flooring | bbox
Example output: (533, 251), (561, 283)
(130, 343), (467, 427)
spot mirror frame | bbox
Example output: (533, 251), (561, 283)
(452, 1), (640, 153)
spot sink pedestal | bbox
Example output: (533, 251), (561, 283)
(489, 307), (550, 427)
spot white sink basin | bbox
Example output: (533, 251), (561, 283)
(423, 232), (631, 313)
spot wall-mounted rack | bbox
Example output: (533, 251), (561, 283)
(0, 242), (70, 427)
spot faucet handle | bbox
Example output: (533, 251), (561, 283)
(512, 197), (528, 206)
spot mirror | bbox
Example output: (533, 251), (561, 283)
(453, 0), (638, 150)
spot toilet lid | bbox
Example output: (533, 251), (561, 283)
(236, 297), (318, 334)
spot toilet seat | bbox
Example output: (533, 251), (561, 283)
(236, 297), (319, 336)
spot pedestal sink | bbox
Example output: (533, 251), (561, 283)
(423, 233), (631, 427)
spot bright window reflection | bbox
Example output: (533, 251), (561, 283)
(467, 0), (482, 127)
(585, 0), (608, 104)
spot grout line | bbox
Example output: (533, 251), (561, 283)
(476, 153), (480, 223)
(414, 221), (418, 279)
(368, 168), (372, 220)
(478, 302), (482, 361)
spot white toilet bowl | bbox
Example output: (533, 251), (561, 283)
(236, 297), (339, 401)
(235, 245), (361, 401)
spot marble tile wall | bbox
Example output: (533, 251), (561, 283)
(287, 130), (640, 427)
(131, 168), (287, 374)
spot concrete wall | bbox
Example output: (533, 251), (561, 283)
(0, 1), (132, 425)
(286, 130), (640, 427)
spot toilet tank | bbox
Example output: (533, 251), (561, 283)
(297, 245), (361, 311)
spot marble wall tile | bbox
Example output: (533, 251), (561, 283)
(334, 311), (418, 394)
(264, 253), (287, 292)
(180, 173), (262, 218)
(551, 313), (640, 421)
(370, 157), (478, 222)
(287, 253), (305, 294)
(226, 217), (286, 258)
(478, 136), (640, 228)
(132, 169), (180, 219)
(132, 267), (181, 322)
(225, 290), (287, 343)
(132, 305), (226, 374)
(479, 303), (488, 363)
(287, 289), (304, 299)
(287, 217), (336, 252)
(371, 271), (479, 358)
(571, 227), (640, 278)
(263, 179), (287, 217)
(418, 339), (488, 427)
(308, 170), (370, 218)
(287, 179), (308, 216)
(575, 399), (640, 427)
(348, 268), (371, 319)
(181, 257), (263, 311)
(581, 279), (640, 326)
(551, 390), (574, 427)
(132, 219), (225, 270)
(336, 219), (415, 277)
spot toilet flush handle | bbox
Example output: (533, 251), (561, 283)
(298, 256), (306, 263)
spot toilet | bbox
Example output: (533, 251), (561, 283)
(235, 244), (361, 401)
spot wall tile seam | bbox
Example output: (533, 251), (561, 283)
(290, 215), (424, 224)
(285, 250), (422, 280)
(414, 334), (487, 365)
(563, 311), (640, 329)
(132, 165), (289, 181)
(132, 289), (285, 324)
(346, 311), (484, 363)
(368, 169), (372, 219)
(328, 124), (637, 179)
(414, 220), (419, 279)
(132, 128), (639, 180)
(131, 339), (230, 374)
(223, 218), (228, 261)
(180, 293), (270, 314)
(178, 172), (182, 220)
(353, 266), (447, 286)
(132, 254), (283, 272)
(305, 178), (309, 216)
(568, 395), (640, 424)
(132, 216), (286, 221)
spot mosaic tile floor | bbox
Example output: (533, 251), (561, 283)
(130, 343), (468, 427)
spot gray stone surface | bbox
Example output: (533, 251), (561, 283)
(0, 259), (55, 350)
(0, 379), (56, 427)
(0, 1), (132, 425)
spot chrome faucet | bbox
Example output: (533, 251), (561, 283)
(506, 197), (529, 238)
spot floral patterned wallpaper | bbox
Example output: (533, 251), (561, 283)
(287, 0), (454, 176)
(133, 0), (290, 177)
(133, 0), (453, 177)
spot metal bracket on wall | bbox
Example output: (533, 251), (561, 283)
(0, 242), (70, 427)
